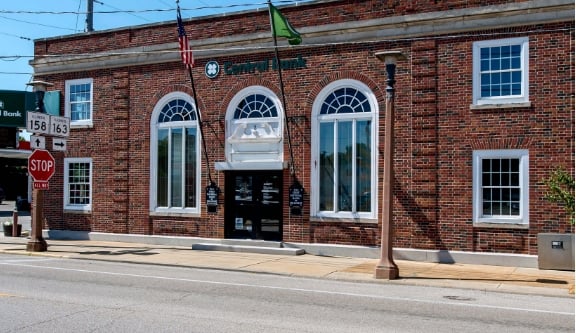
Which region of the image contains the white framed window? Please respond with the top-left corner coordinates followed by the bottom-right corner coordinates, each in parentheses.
top-left (311, 79), bottom-right (378, 220)
top-left (65, 78), bottom-right (93, 128)
top-left (150, 92), bottom-right (201, 214)
top-left (64, 157), bottom-right (92, 212)
top-left (472, 149), bottom-right (529, 226)
top-left (472, 37), bottom-right (529, 106)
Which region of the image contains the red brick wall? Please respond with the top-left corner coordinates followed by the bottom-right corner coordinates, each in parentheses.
top-left (36, 1), bottom-right (574, 255)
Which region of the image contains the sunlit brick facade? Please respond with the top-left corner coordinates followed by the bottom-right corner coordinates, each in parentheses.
top-left (31, 0), bottom-right (574, 256)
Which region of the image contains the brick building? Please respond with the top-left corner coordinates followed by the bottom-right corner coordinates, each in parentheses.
top-left (30, 0), bottom-right (574, 258)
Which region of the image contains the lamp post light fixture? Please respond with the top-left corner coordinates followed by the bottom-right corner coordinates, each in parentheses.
top-left (374, 51), bottom-right (406, 280)
top-left (25, 79), bottom-right (53, 252)
top-left (27, 80), bottom-right (53, 114)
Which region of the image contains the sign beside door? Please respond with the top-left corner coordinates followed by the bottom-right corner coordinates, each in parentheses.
top-left (289, 182), bottom-right (304, 215)
top-left (205, 182), bottom-right (220, 213)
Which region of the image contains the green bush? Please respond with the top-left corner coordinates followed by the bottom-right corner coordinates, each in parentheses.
top-left (543, 167), bottom-right (575, 225)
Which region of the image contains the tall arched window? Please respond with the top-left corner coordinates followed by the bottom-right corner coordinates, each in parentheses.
top-left (311, 80), bottom-right (378, 219)
top-left (150, 92), bottom-right (201, 213)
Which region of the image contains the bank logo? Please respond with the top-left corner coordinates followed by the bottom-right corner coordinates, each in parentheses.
top-left (0, 100), bottom-right (4, 110)
top-left (205, 61), bottom-right (220, 79)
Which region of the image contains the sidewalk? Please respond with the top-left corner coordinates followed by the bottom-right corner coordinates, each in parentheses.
top-left (0, 234), bottom-right (573, 297)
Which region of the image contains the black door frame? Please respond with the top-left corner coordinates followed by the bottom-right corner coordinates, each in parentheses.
top-left (224, 170), bottom-right (283, 241)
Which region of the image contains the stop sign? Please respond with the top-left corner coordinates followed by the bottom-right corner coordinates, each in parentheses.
top-left (28, 149), bottom-right (56, 182)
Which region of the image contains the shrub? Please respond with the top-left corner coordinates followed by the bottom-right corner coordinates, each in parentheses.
top-left (543, 167), bottom-right (575, 225)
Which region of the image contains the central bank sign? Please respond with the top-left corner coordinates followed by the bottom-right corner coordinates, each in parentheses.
top-left (205, 55), bottom-right (307, 79)
top-left (0, 91), bottom-right (35, 127)
top-left (0, 90), bottom-right (60, 128)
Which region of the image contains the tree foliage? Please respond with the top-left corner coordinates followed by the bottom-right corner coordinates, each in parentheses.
top-left (543, 167), bottom-right (575, 224)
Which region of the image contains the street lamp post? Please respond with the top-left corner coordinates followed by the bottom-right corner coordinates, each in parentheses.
top-left (374, 51), bottom-right (405, 280)
top-left (25, 80), bottom-right (53, 252)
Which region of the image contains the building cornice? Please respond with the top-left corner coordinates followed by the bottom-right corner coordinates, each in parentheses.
top-left (31, 0), bottom-right (575, 75)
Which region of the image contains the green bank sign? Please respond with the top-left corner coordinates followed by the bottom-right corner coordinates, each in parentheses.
top-left (0, 91), bottom-right (35, 128)
top-left (0, 90), bottom-right (60, 128)
top-left (205, 55), bottom-right (307, 78)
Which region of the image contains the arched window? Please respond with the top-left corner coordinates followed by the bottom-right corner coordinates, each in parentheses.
top-left (234, 93), bottom-right (278, 119)
top-left (220, 86), bottom-right (284, 169)
top-left (150, 92), bottom-right (201, 213)
top-left (311, 80), bottom-right (378, 219)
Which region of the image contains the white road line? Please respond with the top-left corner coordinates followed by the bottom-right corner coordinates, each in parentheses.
top-left (1, 261), bottom-right (573, 316)
top-left (0, 258), bottom-right (57, 263)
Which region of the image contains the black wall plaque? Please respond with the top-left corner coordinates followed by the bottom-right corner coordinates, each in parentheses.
top-left (205, 183), bottom-right (220, 213)
top-left (289, 182), bottom-right (304, 215)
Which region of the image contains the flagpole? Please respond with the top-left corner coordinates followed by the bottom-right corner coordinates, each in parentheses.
top-left (268, 0), bottom-right (297, 180)
top-left (177, 1), bottom-right (213, 185)
top-left (187, 65), bottom-right (213, 185)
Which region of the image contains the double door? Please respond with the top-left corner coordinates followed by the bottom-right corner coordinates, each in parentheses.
top-left (225, 171), bottom-right (283, 241)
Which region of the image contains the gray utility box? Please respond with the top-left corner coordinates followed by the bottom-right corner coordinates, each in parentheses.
top-left (537, 233), bottom-right (575, 271)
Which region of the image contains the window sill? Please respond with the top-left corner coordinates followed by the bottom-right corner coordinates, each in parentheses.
top-left (70, 122), bottom-right (94, 129)
top-left (150, 211), bottom-right (201, 218)
top-left (473, 221), bottom-right (529, 229)
top-left (63, 208), bottom-right (91, 214)
top-left (470, 102), bottom-right (531, 110)
top-left (310, 216), bottom-right (378, 224)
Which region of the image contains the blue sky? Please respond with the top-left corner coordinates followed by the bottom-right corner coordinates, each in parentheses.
top-left (0, 0), bottom-right (305, 92)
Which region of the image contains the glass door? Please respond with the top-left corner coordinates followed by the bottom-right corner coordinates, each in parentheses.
top-left (225, 171), bottom-right (283, 241)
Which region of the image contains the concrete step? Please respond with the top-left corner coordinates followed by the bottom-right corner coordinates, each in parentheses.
top-left (192, 243), bottom-right (305, 256)
top-left (218, 239), bottom-right (283, 248)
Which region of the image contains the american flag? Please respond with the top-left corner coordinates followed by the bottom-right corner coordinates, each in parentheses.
top-left (177, 9), bottom-right (194, 67)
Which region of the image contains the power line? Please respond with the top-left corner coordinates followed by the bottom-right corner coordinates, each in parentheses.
top-left (0, 31), bottom-right (31, 41)
top-left (0, 2), bottom-right (281, 15)
top-left (97, 1), bottom-right (154, 24)
top-left (75, 0), bottom-right (83, 32)
top-left (0, 14), bottom-right (78, 33)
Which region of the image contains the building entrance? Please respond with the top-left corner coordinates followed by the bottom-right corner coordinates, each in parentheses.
top-left (225, 171), bottom-right (283, 241)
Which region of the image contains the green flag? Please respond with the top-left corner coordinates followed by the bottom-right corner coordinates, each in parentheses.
top-left (269, 3), bottom-right (302, 45)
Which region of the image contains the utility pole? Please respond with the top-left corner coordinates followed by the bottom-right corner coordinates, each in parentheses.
top-left (86, 0), bottom-right (94, 32)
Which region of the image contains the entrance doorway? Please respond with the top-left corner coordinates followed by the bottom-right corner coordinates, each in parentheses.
top-left (225, 171), bottom-right (283, 241)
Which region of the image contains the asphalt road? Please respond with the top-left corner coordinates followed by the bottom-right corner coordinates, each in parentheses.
top-left (0, 254), bottom-right (573, 333)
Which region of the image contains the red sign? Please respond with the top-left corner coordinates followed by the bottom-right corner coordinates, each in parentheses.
top-left (28, 149), bottom-right (55, 182)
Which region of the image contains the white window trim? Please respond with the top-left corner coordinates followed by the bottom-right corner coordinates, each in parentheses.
top-left (311, 79), bottom-right (379, 220)
top-left (65, 78), bottom-right (94, 128)
top-left (149, 91), bottom-right (201, 215)
top-left (472, 149), bottom-right (529, 226)
top-left (63, 157), bottom-right (92, 212)
top-left (472, 37), bottom-right (529, 107)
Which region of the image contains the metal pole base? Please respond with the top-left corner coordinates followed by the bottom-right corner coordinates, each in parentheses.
top-left (374, 264), bottom-right (399, 280)
top-left (26, 238), bottom-right (48, 252)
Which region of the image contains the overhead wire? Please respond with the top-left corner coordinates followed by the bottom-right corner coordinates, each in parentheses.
top-left (0, 1), bottom-right (304, 15)
top-left (0, 4), bottom-right (252, 15)
top-left (0, 14), bottom-right (78, 35)
top-left (75, 0), bottom-right (83, 32)
top-left (0, 31), bottom-right (31, 41)
top-left (96, 0), bottom-right (154, 23)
